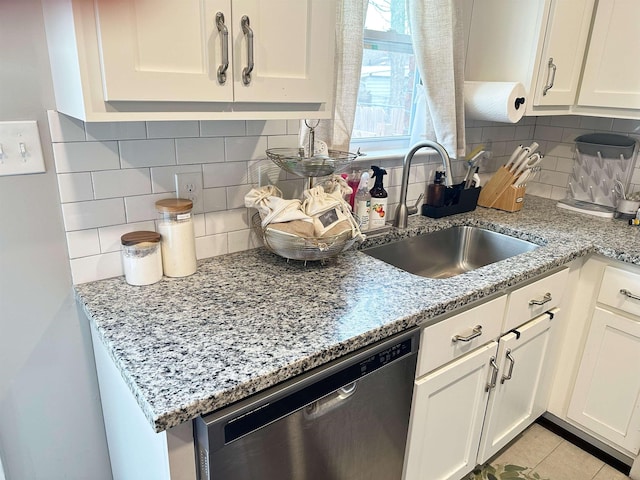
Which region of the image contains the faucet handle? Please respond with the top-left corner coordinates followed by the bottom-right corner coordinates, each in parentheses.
top-left (407, 193), bottom-right (424, 216)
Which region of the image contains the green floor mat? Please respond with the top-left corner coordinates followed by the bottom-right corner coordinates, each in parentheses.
top-left (469, 463), bottom-right (550, 480)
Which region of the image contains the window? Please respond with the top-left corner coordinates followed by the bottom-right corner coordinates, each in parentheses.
top-left (352, 0), bottom-right (420, 151)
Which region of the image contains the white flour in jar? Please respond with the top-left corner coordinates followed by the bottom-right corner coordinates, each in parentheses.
top-left (122, 241), bottom-right (163, 286)
top-left (157, 215), bottom-right (197, 277)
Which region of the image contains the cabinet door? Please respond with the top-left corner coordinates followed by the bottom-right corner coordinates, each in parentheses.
top-left (477, 311), bottom-right (555, 464)
top-left (95, 0), bottom-right (233, 102)
top-left (533, 0), bottom-right (595, 106)
top-left (578, 0), bottom-right (640, 109)
top-left (403, 342), bottom-right (498, 480)
top-left (231, 0), bottom-right (334, 104)
top-left (567, 307), bottom-right (640, 454)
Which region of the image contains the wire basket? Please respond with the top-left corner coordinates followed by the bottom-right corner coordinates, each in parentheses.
top-left (265, 148), bottom-right (358, 178)
top-left (251, 213), bottom-right (360, 261)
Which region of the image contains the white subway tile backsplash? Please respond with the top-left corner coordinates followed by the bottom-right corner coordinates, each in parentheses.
top-left (579, 116), bottom-right (614, 130)
top-left (228, 229), bottom-right (261, 253)
top-left (66, 229), bottom-right (100, 259)
top-left (200, 120), bottom-right (246, 137)
top-left (246, 120), bottom-right (288, 136)
top-left (86, 121), bottom-right (147, 141)
top-left (224, 136), bottom-right (268, 161)
top-left (62, 198), bottom-right (126, 231)
top-left (124, 193), bottom-right (175, 224)
top-left (147, 121), bottom-right (199, 139)
top-left (612, 118), bottom-right (640, 133)
top-left (205, 209), bottom-right (249, 235)
top-left (51, 114), bottom-right (636, 284)
top-left (203, 187), bottom-right (228, 212)
top-left (92, 168), bottom-right (152, 199)
top-left (481, 126), bottom-right (516, 141)
top-left (266, 135), bottom-right (299, 149)
top-left (53, 141), bottom-right (120, 173)
top-left (226, 184), bottom-right (253, 210)
top-left (287, 120), bottom-right (301, 134)
top-left (196, 233), bottom-right (228, 259)
top-left (193, 213), bottom-right (206, 237)
top-left (176, 137), bottom-right (225, 164)
top-left (534, 125), bottom-right (564, 142)
top-left (98, 221), bottom-right (156, 253)
top-left (47, 110), bottom-right (85, 143)
top-left (57, 172), bottom-right (94, 203)
top-left (203, 161), bottom-right (248, 187)
top-left (150, 164), bottom-right (201, 193)
top-left (70, 251), bottom-right (123, 284)
top-left (119, 139), bottom-right (176, 168)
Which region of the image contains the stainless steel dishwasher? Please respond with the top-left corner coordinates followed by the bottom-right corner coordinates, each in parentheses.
top-left (194, 328), bottom-right (419, 480)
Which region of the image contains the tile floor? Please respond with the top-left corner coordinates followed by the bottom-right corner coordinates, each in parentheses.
top-left (475, 422), bottom-right (631, 480)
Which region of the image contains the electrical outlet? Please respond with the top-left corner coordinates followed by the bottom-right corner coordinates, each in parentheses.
top-left (175, 172), bottom-right (204, 214)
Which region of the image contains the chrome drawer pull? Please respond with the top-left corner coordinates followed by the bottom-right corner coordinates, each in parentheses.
top-left (620, 289), bottom-right (640, 301)
top-left (452, 325), bottom-right (482, 343)
top-left (529, 292), bottom-right (552, 306)
top-left (486, 357), bottom-right (499, 392)
top-left (501, 349), bottom-right (515, 384)
top-left (241, 15), bottom-right (254, 85)
top-left (215, 12), bottom-right (229, 85)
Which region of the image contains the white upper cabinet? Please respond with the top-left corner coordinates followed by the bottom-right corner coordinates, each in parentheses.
top-left (578, 0), bottom-right (640, 110)
top-left (532, 0), bottom-right (595, 107)
top-left (464, 0), bottom-right (640, 118)
top-left (42, 0), bottom-right (336, 121)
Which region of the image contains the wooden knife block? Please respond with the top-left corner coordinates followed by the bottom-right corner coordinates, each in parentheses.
top-left (477, 166), bottom-right (526, 212)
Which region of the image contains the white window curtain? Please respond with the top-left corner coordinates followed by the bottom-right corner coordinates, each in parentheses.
top-left (408, 0), bottom-right (466, 159)
top-left (300, 0), bottom-right (368, 152)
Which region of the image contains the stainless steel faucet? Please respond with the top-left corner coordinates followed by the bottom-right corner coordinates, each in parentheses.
top-left (394, 141), bottom-right (453, 229)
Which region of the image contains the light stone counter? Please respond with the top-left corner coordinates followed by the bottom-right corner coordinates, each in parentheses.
top-left (75, 196), bottom-right (640, 432)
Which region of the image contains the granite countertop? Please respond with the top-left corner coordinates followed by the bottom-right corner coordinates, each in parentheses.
top-left (74, 196), bottom-right (640, 433)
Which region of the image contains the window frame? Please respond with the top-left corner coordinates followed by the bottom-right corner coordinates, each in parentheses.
top-left (350, 23), bottom-right (420, 155)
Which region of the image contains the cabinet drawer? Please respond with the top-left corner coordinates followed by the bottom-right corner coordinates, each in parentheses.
top-left (598, 266), bottom-right (640, 317)
top-left (503, 268), bottom-right (568, 332)
top-left (417, 295), bottom-right (506, 377)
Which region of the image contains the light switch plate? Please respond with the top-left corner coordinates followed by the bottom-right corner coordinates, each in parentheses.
top-left (0, 121), bottom-right (46, 176)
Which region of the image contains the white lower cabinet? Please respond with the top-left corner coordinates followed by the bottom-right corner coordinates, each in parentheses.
top-left (404, 270), bottom-right (567, 480)
top-left (567, 306), bottom-right (640, 455)
top-left (477, 311), bottom-right (556, 463)
top-left (403, 341), bottom-right (499, 480)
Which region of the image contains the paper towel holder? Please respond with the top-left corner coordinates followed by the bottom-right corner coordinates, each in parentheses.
top-left (514, 97), bottom-right (526, 110)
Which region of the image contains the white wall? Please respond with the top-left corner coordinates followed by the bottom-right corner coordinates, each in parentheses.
top-left (0, 1), bottom-right (112, 479)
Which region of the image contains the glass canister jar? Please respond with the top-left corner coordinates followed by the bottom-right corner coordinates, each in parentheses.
top-left (120, 231), bottom-right (163, 286)
top-left (155, 198), bottom-right (197, 277)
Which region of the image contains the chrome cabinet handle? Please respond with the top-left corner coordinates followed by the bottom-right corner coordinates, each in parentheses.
top-left (241, 15), bottom-right (254, 85)
top-left (452, 325), bottom-right (482, 343)
top-left (620, 289), bottom-right (640, 301)
top-left (215, 12), bottom-right (229, 85)
top-left (501, 349), bottom-right (515, 384)
top-left (529, 292), bottom-right (552, 306)
top-left (543, 58), bottom-right (557, 96)
top-left (486, 357), bottom-right (499, 392)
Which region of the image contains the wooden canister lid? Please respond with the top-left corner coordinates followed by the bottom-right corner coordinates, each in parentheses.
top-left (121, 231), bottom-right (161, 246)
top-left (155, 198), bottom-right (193, 213)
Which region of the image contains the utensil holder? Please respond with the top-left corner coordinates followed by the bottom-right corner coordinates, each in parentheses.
top-left (421, 184), bottom-right (481, 218)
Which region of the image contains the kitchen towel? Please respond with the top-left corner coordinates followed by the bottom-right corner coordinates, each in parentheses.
top-left (464, 81), bottom-right (527, 123)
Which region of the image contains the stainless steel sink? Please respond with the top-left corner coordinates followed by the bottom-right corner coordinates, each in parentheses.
top-left (363, 226), bottom-right (539, 279)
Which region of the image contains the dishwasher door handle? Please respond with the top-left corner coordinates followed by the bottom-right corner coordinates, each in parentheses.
top-left (304, 382), bottom-right (358, 420)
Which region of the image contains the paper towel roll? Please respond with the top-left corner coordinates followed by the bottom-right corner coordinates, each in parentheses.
top-left (464, 81), bottom-right (527, 123)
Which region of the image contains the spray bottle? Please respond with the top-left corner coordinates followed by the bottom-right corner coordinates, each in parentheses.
top-left (353, 171), bottom-right (371, 231)
top-left (369, 166), bottom-right (388, 229)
